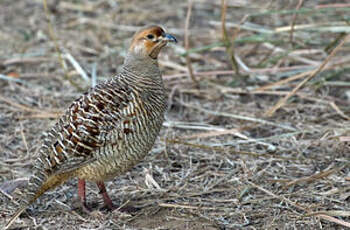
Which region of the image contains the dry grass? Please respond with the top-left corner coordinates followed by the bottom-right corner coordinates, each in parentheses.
top-left (0, 0), bottom-right (350, 229)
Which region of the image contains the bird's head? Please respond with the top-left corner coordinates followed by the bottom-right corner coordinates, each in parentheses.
top-left (129, 25), bottom-right (177, 59)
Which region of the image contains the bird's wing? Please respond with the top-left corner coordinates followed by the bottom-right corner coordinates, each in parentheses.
top-left (34, 79), bottom-right (137, 175)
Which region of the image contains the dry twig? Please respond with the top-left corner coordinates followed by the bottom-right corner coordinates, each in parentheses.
top-left (42, 0), bottom-right (83, 91)
top-left (220, 0), bottom-right (239, 75)
top-left (264, 34), bottom-right (350, 117)
top-left (289, 0), bottom-right (304, 44)
top-left (184, 0), bottom-right (198, 84)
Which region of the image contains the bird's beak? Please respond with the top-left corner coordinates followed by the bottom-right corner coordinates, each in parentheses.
top-left (163, 33), bottom-right (177, 43)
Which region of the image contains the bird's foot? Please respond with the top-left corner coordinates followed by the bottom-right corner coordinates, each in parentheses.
top-left (96, 182), bottom-right (115, 211)
top-left (80, 201), bottom-right (92, 214)
top-left (117, 205), bottom-right (140, 213)
top-left (101, 202), bottom-right (115, 211)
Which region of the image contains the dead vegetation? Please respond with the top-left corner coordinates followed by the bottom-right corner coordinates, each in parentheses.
top-left (0, 0), bottom-right (350, 229)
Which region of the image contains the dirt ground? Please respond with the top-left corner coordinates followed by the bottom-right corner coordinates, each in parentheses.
top-left (0, 0), bottom-right (350, 229)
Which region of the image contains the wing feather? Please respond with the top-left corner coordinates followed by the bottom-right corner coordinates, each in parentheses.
top-left (34, 80), bottom-right (132, 175)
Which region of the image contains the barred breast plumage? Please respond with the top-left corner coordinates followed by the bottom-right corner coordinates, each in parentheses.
top-left (5, 25), bottom-right (177, 229)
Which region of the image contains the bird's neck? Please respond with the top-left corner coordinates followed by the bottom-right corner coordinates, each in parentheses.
top-left (122, 53), bottom-right (161, 80)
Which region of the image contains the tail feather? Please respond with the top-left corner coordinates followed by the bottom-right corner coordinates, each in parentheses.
top-left (4, 206), bottom-right (28, 230)
top-left (5, 184), bottom-right (48, 229)
top-left (5, 173), bottom-right (71, 229)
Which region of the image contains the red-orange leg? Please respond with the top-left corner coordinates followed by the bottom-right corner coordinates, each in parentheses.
top-left (78, 179), bottom-right (90, 213)
top-left (96, 182), bottom-right (114, 210)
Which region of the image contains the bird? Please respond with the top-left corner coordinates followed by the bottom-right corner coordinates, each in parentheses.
top-left (5, 25), bottom-right (177, 229)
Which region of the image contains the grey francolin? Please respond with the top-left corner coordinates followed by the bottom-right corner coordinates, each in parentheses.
top-left (5, 25), bottom-right (177, 229)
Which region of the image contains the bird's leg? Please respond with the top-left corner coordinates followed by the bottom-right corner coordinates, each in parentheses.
top-left (77, 179), bottom-right (90, 213)
top-left (96, 182), bottom-right (114, 210)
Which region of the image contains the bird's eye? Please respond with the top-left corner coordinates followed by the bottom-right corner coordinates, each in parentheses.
top-left (146, 34), bottom-right (155, 40)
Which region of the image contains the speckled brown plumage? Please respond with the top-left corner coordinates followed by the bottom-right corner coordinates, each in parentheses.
top-left (5, 25), bottom-right (177, 229)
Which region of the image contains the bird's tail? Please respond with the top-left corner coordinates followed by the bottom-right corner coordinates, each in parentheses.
top-left (4, 205), bottom-right (28, 229)
top-left (4, 172), bottom-right (70, 229)
top-left (4, 187), bottom-right (43, 229)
